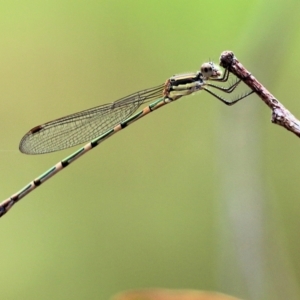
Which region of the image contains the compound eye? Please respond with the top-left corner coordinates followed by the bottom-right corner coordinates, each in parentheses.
top-left (200, 62), bottom-right (214, 78)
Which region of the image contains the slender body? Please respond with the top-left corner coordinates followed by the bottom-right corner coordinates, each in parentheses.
top-left (0, 62), bottom-right (253, 218)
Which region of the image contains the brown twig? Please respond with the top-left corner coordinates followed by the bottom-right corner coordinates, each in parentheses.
top-left (220, 50), bottom-right (300, 138)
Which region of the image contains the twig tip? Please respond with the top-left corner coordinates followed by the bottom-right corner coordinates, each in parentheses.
top-left (219, 51), bottom-right (235, 68)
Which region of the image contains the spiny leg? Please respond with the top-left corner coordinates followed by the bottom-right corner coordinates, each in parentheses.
top-left (204, 88), bottom-right (254, 106)
top-left (205, 78), bottom-right (242, 94)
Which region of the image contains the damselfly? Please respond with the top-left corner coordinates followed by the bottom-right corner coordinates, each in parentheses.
top-left (0, 62), bottom-right (254, 218)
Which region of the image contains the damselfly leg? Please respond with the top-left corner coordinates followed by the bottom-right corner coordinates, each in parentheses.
top-left (200, 62), bottom-right (254, 106)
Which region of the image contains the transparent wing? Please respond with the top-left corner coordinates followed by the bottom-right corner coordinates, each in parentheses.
top-left (19, 84), bottom-right (164, 154)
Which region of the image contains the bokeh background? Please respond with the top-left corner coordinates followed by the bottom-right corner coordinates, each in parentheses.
top-left (1, 1), bottom-right (300, 299)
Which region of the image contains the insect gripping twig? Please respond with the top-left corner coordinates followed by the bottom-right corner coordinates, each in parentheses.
top-left (0, 61), bottom-right (251, 218)
top-left (220, 50), bottom-right (300, 138)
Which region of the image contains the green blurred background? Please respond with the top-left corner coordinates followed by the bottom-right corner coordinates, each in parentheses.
top-left (1, 1), bottom-right (300, 299)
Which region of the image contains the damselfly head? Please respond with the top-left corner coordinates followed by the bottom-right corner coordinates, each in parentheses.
top-left (200, 62), bottom-right (221, 79)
